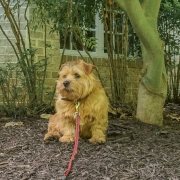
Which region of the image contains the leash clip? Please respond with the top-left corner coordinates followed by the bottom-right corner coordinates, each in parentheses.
top-left (75, 101), bottom-right (80, 115)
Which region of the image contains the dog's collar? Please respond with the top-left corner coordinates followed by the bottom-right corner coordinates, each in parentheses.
top-left (61, 95), bottom-right (89, 103)
top-left (61, 98), bottom-right (73, 102)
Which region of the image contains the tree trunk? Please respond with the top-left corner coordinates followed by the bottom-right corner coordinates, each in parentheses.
top-left (136, 83), bottom-right (166, 126)
top-left (115, 0), bottom-right (167, 126)
top-left (136, 43), bottom-right (167, 126)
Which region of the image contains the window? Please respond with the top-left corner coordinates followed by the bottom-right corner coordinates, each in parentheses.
top-left (60, 14), bottom-right (105, 58)
top-left (59, 6), bottom-right (131, 58)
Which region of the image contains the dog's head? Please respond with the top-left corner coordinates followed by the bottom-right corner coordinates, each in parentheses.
top-left (56, 60), bottom-right (96, 101)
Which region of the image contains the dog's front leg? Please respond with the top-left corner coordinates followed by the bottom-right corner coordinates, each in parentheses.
top-left (89, 124), bottom-right (106, 143)
top-left (59, 124), bottom-right (75, 143)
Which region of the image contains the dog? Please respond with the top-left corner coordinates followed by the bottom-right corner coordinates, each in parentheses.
top-left (44, 60), bottom-right (108, 143)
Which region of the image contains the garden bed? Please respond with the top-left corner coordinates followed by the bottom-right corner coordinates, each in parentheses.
top-left (0, 104), bottom-right (180, 180)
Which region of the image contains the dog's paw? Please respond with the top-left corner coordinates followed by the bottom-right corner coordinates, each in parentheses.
top-left (59, 136), bottom-right (74, 142)
top-left (44, 133), bottom-right (50, 141)
top-left (89, 136), bottom-right (106, 143)
top-left (44, 132), bottom-right (61, 141)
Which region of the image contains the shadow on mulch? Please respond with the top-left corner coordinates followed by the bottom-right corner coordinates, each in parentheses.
top-left (0, 106), bottom-right (180, 180)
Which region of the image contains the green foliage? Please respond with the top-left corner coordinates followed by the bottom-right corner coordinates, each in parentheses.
top-left (0, 0), bottom-right (54, 116)
top-left (158, 0), bottom-right (180, 102)
top-left (159, 0), bottom-right (180, 59)
top-left (0, 50), bottom-right (54, 117)
top-left (30, 0), bottom-right (99, 53)
top-left (31, 0), bottom-right (101, 31)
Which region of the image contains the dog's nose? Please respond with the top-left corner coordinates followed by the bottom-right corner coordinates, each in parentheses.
top-left (63, 81), bottom-right (70, 87)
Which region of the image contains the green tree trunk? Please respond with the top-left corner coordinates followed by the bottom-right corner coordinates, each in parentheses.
top-left (115, 0), bottom-right (167, 126)
top-left (137, 45), bottom-right (167, 126)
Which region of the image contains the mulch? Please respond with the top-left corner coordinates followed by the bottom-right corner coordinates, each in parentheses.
top-left (0, 104), bottom-right (180, 180)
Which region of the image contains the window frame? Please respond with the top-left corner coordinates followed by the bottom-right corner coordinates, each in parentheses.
top-left (60, 14), bottom-right (108, 58)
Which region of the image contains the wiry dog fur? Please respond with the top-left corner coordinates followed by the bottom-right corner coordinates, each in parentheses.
top-left (44, 60), bottom-right (108, 143)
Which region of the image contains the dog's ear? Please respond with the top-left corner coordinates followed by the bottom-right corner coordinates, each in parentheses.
top-left (81, 61), bottom-right (96, 74)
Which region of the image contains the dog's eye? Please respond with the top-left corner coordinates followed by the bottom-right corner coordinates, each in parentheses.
top-left (63, 75), bottom-right (67, 78)
top-left (74, 73), bottom-right (80, 78)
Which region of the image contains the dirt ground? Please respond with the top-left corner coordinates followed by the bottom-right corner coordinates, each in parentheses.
top-left (0, 103), bottom-right (180, 180)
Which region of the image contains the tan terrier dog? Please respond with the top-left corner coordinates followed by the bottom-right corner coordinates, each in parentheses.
top-left (44, 60), bottom-right (108, 143)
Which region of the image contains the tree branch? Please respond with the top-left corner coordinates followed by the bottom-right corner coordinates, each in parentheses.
top-left (142, 0), bottom-right (161, 18)
top-left (114, 0), bottom-right (126, 11)
top-left (141, 0), bottom-right (161, 29)
top-left (123, 0), bottom-right (161, 52)
top-left (0, 25), bottom-right (19, 60)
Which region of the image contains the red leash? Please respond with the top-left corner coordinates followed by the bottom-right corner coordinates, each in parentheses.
top-left (62, 101), bottom-right (80, 180)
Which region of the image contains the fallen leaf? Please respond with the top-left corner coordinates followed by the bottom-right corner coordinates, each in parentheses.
top-left (103, 177), bottom-right (110, 180)
top-left (160, 130), bottom-right (169, 134)
top-left (55, 153), bottom-right (61, 158)
top-left (12, 165), bottom-right (30, 168)
top-left (0, 160), bottom-right (8, 165)
top-left (108, 105), bottom-right (117, 115)
top-left (0, 117), bottom-right (10, 121)
top-left (167, 114), bottom-right (180, 121)
top-left (120, 113), bottom-right (127, 119)
top-left (40, 113), bottom-right (51, 119)
top-left (5, 121), bottom-right (23, 127)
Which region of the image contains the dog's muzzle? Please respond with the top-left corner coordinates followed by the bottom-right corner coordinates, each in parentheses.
top-left (63, 80), bottom-right (70, 88)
